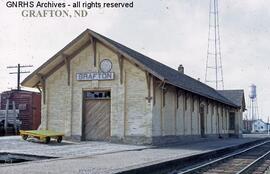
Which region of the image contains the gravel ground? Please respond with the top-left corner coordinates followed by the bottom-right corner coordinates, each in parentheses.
top-left (0, 136), bottom-right (264, 174)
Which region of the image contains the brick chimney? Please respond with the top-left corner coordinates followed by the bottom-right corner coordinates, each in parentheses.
top-left (178, 64), bottom-right (184, 74)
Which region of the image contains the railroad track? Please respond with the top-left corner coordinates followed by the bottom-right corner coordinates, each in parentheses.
top-left (177, 141), bottom-right (270, 174)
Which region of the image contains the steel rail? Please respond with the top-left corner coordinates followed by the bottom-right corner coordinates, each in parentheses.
top-left (236, 149), bottom-right (270, 174)
top-left (178, 140), bottom-right (270, 174)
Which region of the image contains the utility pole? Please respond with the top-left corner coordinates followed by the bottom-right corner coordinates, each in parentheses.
top-left (7, 64), bottom-right (33, 90)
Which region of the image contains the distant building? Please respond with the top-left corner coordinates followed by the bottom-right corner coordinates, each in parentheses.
top-left (0, 90), bottom-right (41, 130)
top-left (252, 119), bottom-right (270, 133)
top-left (243, 120), bottom-right (253, 133)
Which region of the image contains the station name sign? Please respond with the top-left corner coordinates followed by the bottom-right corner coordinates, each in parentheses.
top-left (76, 72), bottom-right (115, 81)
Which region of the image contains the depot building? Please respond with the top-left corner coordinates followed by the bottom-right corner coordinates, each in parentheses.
top-left (22, 29), bottom-right (245, 144)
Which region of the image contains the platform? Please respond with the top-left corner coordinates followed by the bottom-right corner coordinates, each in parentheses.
top-left (0, 136), bottom-right (268, 174)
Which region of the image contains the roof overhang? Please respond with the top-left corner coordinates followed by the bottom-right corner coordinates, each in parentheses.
top-left (22, 30), bottom-right (91, 87)
top-left (22, 29), bottom-right (239, 109)
top-left (22, 29), bottom-right (165, 88)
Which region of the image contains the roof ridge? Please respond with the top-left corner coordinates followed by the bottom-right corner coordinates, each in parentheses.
top-left (89, 29), bottom-right (237, 107)
top-left (22, 28), bottom-right (241, 108)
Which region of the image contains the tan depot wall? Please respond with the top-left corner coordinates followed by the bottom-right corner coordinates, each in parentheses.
top-left (152, 86), bottom-right (237, 138)
top-left (235, 109), bottom-right (243, 136)
top-left (40, 42), bottom-right (152, 142)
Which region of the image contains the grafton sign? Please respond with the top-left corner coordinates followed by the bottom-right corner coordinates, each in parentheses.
top-left (77, 59), bottom-right (114, 81)
top-left (76, 72), bottom-right (115, 81)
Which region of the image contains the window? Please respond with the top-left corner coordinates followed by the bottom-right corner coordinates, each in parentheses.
top-left (84, 91), bottom-right (111, 99)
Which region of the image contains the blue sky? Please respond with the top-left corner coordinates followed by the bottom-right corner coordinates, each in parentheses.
top-left (0, 0), bottom-right (269, 121)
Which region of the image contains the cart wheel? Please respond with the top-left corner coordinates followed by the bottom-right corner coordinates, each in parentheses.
top-left (57, 136), bottom-right (62, 143)
top-left (45, 137), bottom-right (51, 144)
top-left (22, 135), bottom-right (28, 140)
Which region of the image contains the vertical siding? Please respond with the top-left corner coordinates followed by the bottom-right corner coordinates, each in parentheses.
top-left (206, 103), bottom-right (212, 134)
top-left (218, 105), bottom-right (222, 135)
top-left (213, 104), bottom-right (218, 134)
top-left (191, 98), bottom-right (198, 135)
top-left (235, 110), bottom-right (243, 135)
top-left (184, 96), bottom-right (192, 135)
top-left (152, 85), bottom-right (162, 136)
top-left (162, 88), bottom-right (175, 136)
top-left (151, 83), bottom-right (243, 139)
top-left (225, 109), bottom-right (229, 133)
top-left (176, 93), bottom-right (184, 135)
top-left (210, 103), bottom-right (214, 134)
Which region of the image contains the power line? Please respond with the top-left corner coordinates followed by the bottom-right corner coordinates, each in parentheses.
top-left (7, 64), bottom-right (33, 90)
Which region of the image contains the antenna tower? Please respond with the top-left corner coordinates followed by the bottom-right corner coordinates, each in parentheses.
top-left (205, 0), bottom-right (224, 90)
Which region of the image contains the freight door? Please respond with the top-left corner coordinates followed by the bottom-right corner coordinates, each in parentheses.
top-left (83, 91), bottom-right (111, 141)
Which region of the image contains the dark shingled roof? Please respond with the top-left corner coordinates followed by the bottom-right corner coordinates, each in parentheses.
top-left (90, 29), bottom-right (239, 108)
top-left (217, 90), bottom-right (245, 108)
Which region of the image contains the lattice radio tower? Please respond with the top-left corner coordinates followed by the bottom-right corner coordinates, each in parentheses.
top-left (205, 0), bottom-right (224, 90)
